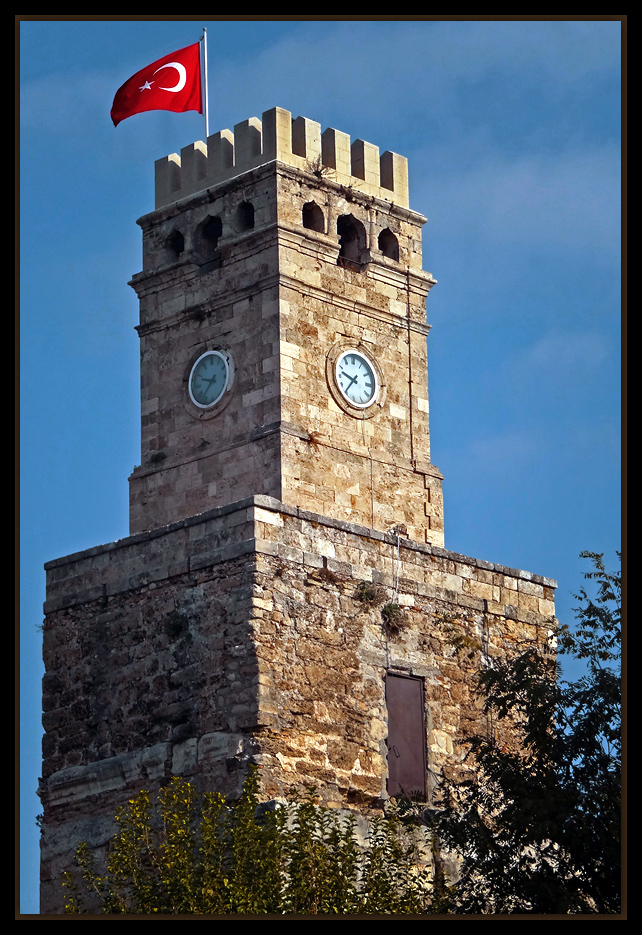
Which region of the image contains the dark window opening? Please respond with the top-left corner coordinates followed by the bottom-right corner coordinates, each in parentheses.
top-left (302, 201), bottom-right (325, 233)
top-left (337, 214), bottom-right (368, 271)
top-left (385, 672), bottom-right (427, 800)
top-left (378, 228), bottom-right (399, 262)
top-left (203, 216), bottom-right (222, 250)
top-left (236, 201), bottom-right (255, 232)
top-left (167, 229), bottom-right (184, 256)
top-left (197, 216), bottom-right (223, 267)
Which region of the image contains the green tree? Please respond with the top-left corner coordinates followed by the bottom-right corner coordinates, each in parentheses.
top-left (432, 551), bottom-right (621, 914)
top-left (62, 765), bottom-right (432, 915)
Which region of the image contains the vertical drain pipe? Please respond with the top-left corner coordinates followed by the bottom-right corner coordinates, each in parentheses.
top-left (393, 532), bottom-right (401, 603)
top-left (407, 267), bottom-right (414, 465)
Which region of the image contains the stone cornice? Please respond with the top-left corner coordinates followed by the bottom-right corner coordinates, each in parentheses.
top-left (45, 494), bottom-right (558, 591)
top-left (140, 156), bottom-right (428, 228)
top-left (132, 259), bottom-right (432, 340)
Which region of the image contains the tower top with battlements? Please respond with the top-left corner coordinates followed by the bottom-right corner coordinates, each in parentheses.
top-left (155, 106), bottom-right (410, 210)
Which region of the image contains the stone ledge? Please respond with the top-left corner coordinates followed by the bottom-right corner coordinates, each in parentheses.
top-left (189, 537), bottom-right (259, 571)
top-left (44, 496), bottom-right (557, 614)
top-left (44, 744), bottom-right (173, 809)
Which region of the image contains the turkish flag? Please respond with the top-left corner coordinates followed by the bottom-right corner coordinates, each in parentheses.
top-left (110, 42), bottom-right (202, 127)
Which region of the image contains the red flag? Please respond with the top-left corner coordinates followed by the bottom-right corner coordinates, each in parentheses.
top-left (110, 42), bottom-right (202, 127)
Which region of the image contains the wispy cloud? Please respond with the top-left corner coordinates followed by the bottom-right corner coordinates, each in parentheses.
top-left (214, 20), bottom-right (620, 124)
top-left (416, 145), bottom-right (621, 258)
top-left (468, 429), bottom-right (544, 473)
top-left (521, 329), bottom-right (612, 371)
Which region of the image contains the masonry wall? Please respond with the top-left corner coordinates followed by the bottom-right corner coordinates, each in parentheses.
top-left (41, 109), bottom-right (554, 913)
top-left (274, 162), bottom-right (443, 543)
top-left (154, 107), bottom-right (411, 211)
top-left (40, 496), bottom-right (555, 913)
top-left (128, 158), bottom-right (443, 545)
top-left (128, 166), bottom-right (285, 535)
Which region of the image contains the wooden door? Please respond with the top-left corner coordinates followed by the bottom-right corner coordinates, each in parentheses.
top-left (385, 673), bottom-right (427, 800)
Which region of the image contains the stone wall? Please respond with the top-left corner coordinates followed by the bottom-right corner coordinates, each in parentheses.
top-left (128, 156), bottom-right (443, 545)
top-left (40, 496), bottom-right (555, 912)
top-left (41, 108), bottom-right (557, 914)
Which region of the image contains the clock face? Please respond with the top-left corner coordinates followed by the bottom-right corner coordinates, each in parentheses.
top-left (188, 350), bottom-right (230, 408)
top-left (336, 350), bottom-right (378, 408)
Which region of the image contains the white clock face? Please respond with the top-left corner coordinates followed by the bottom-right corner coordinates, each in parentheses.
top-left (336, 350), bottom-right (378, 408)
top-left (188, 350), bottom-right (230, 408)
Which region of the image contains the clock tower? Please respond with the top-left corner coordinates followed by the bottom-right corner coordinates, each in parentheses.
top-left (40, 108), bottom-right (556, 913)
top-left (127, 106), bottom-right (444, 545)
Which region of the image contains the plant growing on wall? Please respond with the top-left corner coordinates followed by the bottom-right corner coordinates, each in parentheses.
top-left (381, 602), bottom-right (406, 635)
top-left (355, 580), bottom-right (386, 605)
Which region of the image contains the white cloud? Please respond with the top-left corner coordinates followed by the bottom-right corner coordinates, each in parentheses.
top-left (461, 429), bottom-right (546, 482)
top-left (522, 329), bottom-right (612, 370)
top-left (216, 20), bottom-right (620, 120)
top-left (504, 328), bottom-right (618, 408)
top-left (415, 144), bottom-right (621, 259)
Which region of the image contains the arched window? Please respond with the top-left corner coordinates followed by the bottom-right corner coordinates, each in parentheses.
top-left (302, 201), bottom-right (325, 233)
top-left (202, 216), bottom-right (222, 250)
top-left (167, 228), bottom-right (184, 256)
top-left (337, 214), bottom-right (368, 271)
top-left (378, 228), bottom-right (399, 262)
top-left (235, 201), bottom-right (255, 232)
top-left (196, 215), bottom-right (223, 267)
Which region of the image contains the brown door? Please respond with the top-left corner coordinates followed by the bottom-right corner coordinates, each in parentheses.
top-left (385, 673), bottom-right (427, 800)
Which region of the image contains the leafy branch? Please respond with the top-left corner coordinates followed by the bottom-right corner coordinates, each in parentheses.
top-left (62, 767), bottom-right (435, 915)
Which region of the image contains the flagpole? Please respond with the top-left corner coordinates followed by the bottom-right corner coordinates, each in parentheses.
top-left (202, 28), bottom-right (209, 139)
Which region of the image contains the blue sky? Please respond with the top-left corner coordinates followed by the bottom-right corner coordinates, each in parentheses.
top-left (19, 18), bottom-right (622, 915)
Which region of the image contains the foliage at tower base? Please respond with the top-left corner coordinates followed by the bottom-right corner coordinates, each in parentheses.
top-left (62, 766), bottom-right (435, 915)
top-left (430, 551), bottom-right (621, 914)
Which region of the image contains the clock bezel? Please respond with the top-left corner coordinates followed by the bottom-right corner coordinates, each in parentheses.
top-left (185, 348), bottom-right (234, 418)
top-left (326, 341), bottom-right (385, 419)
top-left (335, 349), bottom-right (379, 409)
top-left (189, 350), bottom-right (230, 409)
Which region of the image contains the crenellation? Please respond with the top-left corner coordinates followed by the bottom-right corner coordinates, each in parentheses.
top-left (179, 140), bottom-right (208, 193)
top-left (351, 138), bottom-right (380, 185)
top-left (154, 107), bottom-right (409, 209)
top-left (154, 152), bottom-right (181, 208)
top-left (292, 114), bottom-right (322, 161)
top-left (321, 126), bottom-right (351, 178)
top-left (233, 116), bottom-right (262, 168)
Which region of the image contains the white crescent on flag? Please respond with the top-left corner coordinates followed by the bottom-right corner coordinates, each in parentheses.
top-left (153, 62), bottom-right (187, 93)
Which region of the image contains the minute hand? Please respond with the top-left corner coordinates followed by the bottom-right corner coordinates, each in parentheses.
top-left (341, 371), bottom-right (359, 390)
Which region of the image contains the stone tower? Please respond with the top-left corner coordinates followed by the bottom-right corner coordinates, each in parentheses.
top-left (39, 108), bottom-right (557, 913)
top-left (128, 106), bottom-right (444, 543)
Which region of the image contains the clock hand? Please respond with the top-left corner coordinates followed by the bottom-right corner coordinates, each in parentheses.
top-left (341, 371), bottom-right (359, 390)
